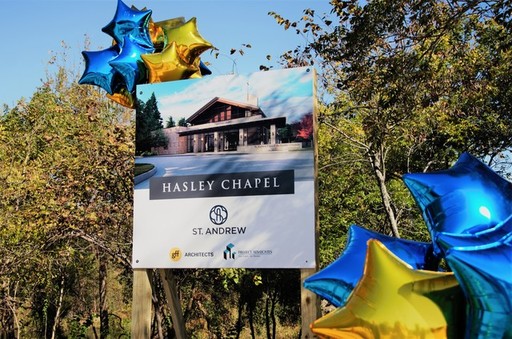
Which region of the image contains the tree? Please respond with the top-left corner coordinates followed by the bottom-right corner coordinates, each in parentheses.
top-left (165, 115), bottom-right (176, 128)
top-left (178, 117), bottom-right (188, 127)
top-left (136, 93), bottom-right (168, 155)
top-left (271, 0), bottom-right (512, 241)
top-left (0, 47), bottom-right (134, 338)
top-left (295, 113), bottom-right (313, 141)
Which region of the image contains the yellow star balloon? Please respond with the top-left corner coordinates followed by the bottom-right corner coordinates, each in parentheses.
top-left (141, 42), bottom-right (199, 83)
top-left (151, 17), bottom-right (186, 52)
top-left (311, 240), bottom-right (466, 339)
top-left (148, 20), bottom-right (165, 52)
top-left (107, 86), bottom-right (135, 109)
top-left (161, 17), bottom-right (213, 64)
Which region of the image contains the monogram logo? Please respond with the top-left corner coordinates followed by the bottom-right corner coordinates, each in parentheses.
top-left (209, 205), bottom-right (228, 225)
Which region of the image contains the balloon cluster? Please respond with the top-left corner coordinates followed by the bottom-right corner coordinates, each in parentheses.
top-left (79, 0), bottom-right (213, 108)
top-left (306, 153), bottom-right (512, 338)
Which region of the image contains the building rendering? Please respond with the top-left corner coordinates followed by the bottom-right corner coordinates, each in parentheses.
top-left (154, 97), bottom-right (305, 155)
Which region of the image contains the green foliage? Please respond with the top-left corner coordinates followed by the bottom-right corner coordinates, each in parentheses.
top-left (4, 2), bottom-right (511, 337)
top-left (134, 163), bottom-right (155, 176)
top-left (178, 117), bottom-right (188, 127)
top-left (165, 115), bottom-right (176, 128)
top-left (272, 0), bottom-right (512, 247)
top-left (0, 45), bottom-right (134, 337)
top-left (136, 93), bottom-right (168, 155)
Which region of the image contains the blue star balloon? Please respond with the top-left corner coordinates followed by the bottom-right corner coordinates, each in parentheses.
top-left (78, 45), bottom-right (120, 95)
top-left (109, 35), bottom-right (154, 92)
top-left (102, 0), bottom-right (153, 49)
top-left (304, 224), bottom-right (437, 307)
top-left (199, 61), bottom-right (212, 76)
top-left (445, 239), bottom-right (512, 338)
top-left (403, 152), bottom-right (512, 255)
top-left (436, 214), bottom-right (512, 252)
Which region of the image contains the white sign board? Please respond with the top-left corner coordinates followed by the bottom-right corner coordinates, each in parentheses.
top-left (133, 67), bottom-right (316, 268)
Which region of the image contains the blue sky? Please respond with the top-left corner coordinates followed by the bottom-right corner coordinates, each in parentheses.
top-left (0, 0), bottom-right (332, 108)
top-left (138, 66), bottom-right (314, 124)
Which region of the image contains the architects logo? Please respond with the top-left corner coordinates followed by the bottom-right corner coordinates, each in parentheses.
top-left (223, 243), bottom-right (236, 260)
top-left (169, 247), bottom-right (182, 262)
top-left (210, 205), bottom-right (228, 225)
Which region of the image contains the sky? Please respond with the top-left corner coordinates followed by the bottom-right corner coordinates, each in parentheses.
top-left (138, 67), bottom-right (314, 124)
top-left (0, 0), bottom-right (333, 108)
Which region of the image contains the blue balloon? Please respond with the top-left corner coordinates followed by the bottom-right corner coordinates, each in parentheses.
top-left (445, 239), bottom-right (512, 338)
top-left (304, 225), bottom-right (437, 307)
top-left (102, 0), bottom-right (153, 49)
top-left (78, 45), bottom-right (120, 95)
top-left (199, 61), bottom-right (212, 76)
top-left (403, 152), bottom-right (512, 255)
top-left (109, 35), bottom-right (154, 92)
top-left (436, 214), bottom-right (512, 252)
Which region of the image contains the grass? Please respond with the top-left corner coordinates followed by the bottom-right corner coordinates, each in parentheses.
top-left (134, 163), bottom-right (155, 176)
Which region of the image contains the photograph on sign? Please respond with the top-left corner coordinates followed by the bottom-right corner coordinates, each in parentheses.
top-left (133, 66), bottom-right (316, 268)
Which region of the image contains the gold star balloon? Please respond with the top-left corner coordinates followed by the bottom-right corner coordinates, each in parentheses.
top-left (311, 240), bottom-right (466, 339)
top-left (79, 0), bottom-right (214, 108)
top-left (161, 17), bottom-right (213, 65)
top-left (107, 86), bottom-right (134, 109)
top-left (152, 17), bottom-right (184, 51)
top-left (142, 42), bottom-right (199, 83)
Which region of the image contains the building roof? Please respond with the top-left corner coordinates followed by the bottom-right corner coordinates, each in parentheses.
top-left (187, 97), bottom-right (263, 124)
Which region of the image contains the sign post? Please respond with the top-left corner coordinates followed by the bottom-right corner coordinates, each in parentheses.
top-left (133, 67), bottom-right (319, 335)
top-left (131, 269), bottom-right (152, 337)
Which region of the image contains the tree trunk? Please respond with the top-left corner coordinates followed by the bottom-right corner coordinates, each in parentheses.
top-left (50, 275), bottom-right (65, 339)
top-left (369, 150), bottom-right (401, 238)
top-left (152, 305), bottom-right (164, 339)
top-left (147, 270), bottom-right (164, 339)
top-left (158, 269), bottom-right (186, 339)
top-left (270, 293), bottom-right (277, 339)
top-left (265, 296), bottom-right (271, 339)
top-left (248, 303), bottom-right (256, 339)
top-left (99, 254), bottom-right (109, 339)
top-left (5, 280), bottom-right (20, 339)
top-left (235, 296), bottom-right (243, 339)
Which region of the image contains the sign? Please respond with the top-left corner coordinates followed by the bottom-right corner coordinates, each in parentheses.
top-left (133, 67), bottom-right (317, 268)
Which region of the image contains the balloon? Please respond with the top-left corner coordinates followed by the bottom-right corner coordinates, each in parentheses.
top-left (436, 214), bottom-right (512, 252)
top-left (154, 16), bottom-right (186, 31)
top-left (403, 152), bottom-right (512, 255)
top-left (148, 20), bottom-right (165, 52)
top-left (106, 86), bottom-right (134, 109)
top-left (160, 17), bottom-right (213, 64)
top-left (78, 45), bottom-right (120, 95)
top-left (152, 17), bottom-right (186, 52)
top-left (304, 225), bottom-right (438, 307)
top-left (142, 42), bottom-right (199, 83)
top-left (310, 240), bottom-right (466, 339)
top-left (199, 61), bottom-right (212, 76)
top-left (444, 240), bottom-right (512, 338)
top-left (109, 35), bottom-right (154, 92)
top-left (101, 0), bottom-right (153, 49)
top-left (79, 2), bottom-right (213, 107)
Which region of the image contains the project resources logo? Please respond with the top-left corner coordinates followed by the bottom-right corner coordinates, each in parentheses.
top-left (210, 205), bottom-right (228, 225)
top-left (224, 243), bottom-right (236, 260)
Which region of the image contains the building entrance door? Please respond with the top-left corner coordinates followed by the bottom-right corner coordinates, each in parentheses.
top-left (223, 131), bottom-right (239, 151)
top-left (204, 133), bottom-right (214, 152)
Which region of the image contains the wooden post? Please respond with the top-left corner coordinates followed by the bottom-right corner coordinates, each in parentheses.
top-left (301, 67), bottom-right (320, 338)
top-left (158, 269), bottom-right (187, 339)
top-left (301, 268), bottom-right (320, 338)
top-left (131, 269), bottom-right (152, 338)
